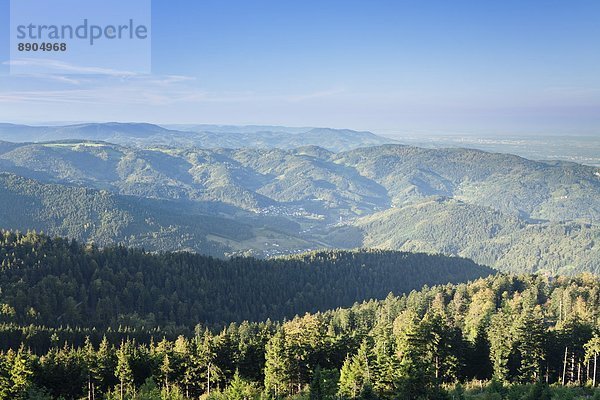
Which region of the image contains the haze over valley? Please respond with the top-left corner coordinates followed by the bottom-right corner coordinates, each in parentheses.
top-left (0, 122), bottom-right (598, 274)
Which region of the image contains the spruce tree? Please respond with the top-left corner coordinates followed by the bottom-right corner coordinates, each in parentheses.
top-left (115, 345), bottom-right (133, 400)
top-left (264, 330), bottom-right (290, 397)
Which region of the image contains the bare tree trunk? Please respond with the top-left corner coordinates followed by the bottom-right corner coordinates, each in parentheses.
top-left (559, 299), bottom-right (563, 322)
top-left (578, 361), bottom-right (582, 384)
top-left (588, 360), bottom-right (591, 382)
top-left (572, 352), bottom-right (576, 383)
top-left (562, 347), bottom-right (568, 385)
top-left (207, 363), bottom-right (211, 394)
top-left (592, 353), bottom-right (598, 387)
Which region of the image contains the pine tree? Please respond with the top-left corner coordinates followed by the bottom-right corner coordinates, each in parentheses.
top-left (371, 319), bottom-right (398, 396)
top-left (173, 336), bottom-right (193, 398)
top-left (337, 340), bottom-right (371, 399)
top-left (193, 330), bottom-right (222, 396)
top-left (513, 306), bottom-right (546, 382)
top-left (488, 311), bottom-right (513, 382)
top-left (264, 330), bottom-right (291, 397)
top-left (160, 354), bottom-right (173, 394)
top-left (466, 324), bottom-right (492, 380)
top-left (338, 357), bottom-right (359, 399)
top-left (8, 346), bottom-right (33, 400)
top-left (83, 337), bottom-right (98, 400)
top-left (115, 344), bottom-right (133, 400)
top-left (96, 336), bottom-right (115, 394)
top-left (394, 316), bottom-right (437, 399)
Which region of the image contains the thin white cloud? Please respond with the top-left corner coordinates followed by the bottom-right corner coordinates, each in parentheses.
top-left (0, 88), bottom-right (201, 105)
top-left (0, 72), bottom-right (343, 107)
top-left (5, 58), bottom-right (139, 77)
top-left (20, 73), bottom-right (85, 85)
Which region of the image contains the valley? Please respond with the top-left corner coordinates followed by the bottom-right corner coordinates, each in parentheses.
top-left (0, 123), bottom-right (598, 273)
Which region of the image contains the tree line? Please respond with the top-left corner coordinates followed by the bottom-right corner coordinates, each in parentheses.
top-left (3, 272), bottom-right (600, 398)
top-left (0, 231), bottom-right (491, 329)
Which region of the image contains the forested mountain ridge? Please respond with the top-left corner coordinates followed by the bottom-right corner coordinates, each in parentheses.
top-left (0, 141), bottom-right (391, 215)
top-left (334, 145), bottom-right (600, 222)
top-left (1, 141), bottom-right (597, 222)
top-left (0, 173), bottom-right (317, 257)
top-left (0, 140), bottom-right (598, 272)
top-left (349, 198), bottom-right (600, 274)
top-left (0, 231), bottom-right (493, 329)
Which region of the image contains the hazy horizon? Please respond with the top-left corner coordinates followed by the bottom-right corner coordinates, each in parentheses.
top-left (0, 120), bottom-right (599, 139)
top-left (2, 0), bottom-right (600, 135)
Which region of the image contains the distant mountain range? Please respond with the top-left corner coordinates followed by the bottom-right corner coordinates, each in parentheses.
top-left (0, 122), bottom-right (396, 152)
top-left (0, 122), bottom-right (599, 273)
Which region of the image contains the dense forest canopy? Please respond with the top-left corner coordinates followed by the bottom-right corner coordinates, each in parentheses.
top-left (0, 231), bottom-right (492, 329)
top-left (2, 270), bottom-right (600, 399)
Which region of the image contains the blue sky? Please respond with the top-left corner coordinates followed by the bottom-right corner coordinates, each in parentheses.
top-left (1, 0), bottom-right (599, 135)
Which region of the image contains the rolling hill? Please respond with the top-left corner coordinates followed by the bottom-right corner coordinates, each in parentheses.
top-left (0, 138), bottom-right (598, 273)
top-left (345, 198), bottom-right (600, 274)
top-left (0, 173), bottom-right (317, 257)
